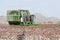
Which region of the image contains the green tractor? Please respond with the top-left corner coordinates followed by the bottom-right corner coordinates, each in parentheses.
top-left (7, 10), bottom-right (34, 26)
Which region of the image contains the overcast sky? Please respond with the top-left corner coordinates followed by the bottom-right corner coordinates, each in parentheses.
top-left (0, 0), bottom-right (60, 19)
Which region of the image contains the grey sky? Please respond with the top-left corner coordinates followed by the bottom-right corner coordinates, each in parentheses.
top-left (0, 0), bottom-right (60, 19)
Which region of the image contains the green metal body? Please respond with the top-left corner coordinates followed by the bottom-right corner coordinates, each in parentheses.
top-left (7, 10), bottom-right (32, 25)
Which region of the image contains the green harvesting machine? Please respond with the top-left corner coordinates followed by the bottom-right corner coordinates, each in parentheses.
top-left (7, 10), bottom-right (34, 26)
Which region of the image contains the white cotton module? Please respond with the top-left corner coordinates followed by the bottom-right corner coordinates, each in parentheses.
top-left (21, 17), bottom-right (23, 22)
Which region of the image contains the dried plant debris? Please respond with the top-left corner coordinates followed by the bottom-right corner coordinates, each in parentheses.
top-left (0, 24), bottom-right (60, 40)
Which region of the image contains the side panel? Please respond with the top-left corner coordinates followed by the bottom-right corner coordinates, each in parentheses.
top-left (7, 10), bottom-right (20, 25)
top-left (7, 10), bottom-right (20, 21)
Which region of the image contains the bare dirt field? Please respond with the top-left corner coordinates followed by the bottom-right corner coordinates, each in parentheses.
top-left (0, 24), bottom-right (60, 40)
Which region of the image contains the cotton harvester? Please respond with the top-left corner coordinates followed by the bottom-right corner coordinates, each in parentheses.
top-left (7, 10), bottom-right (34, 26)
